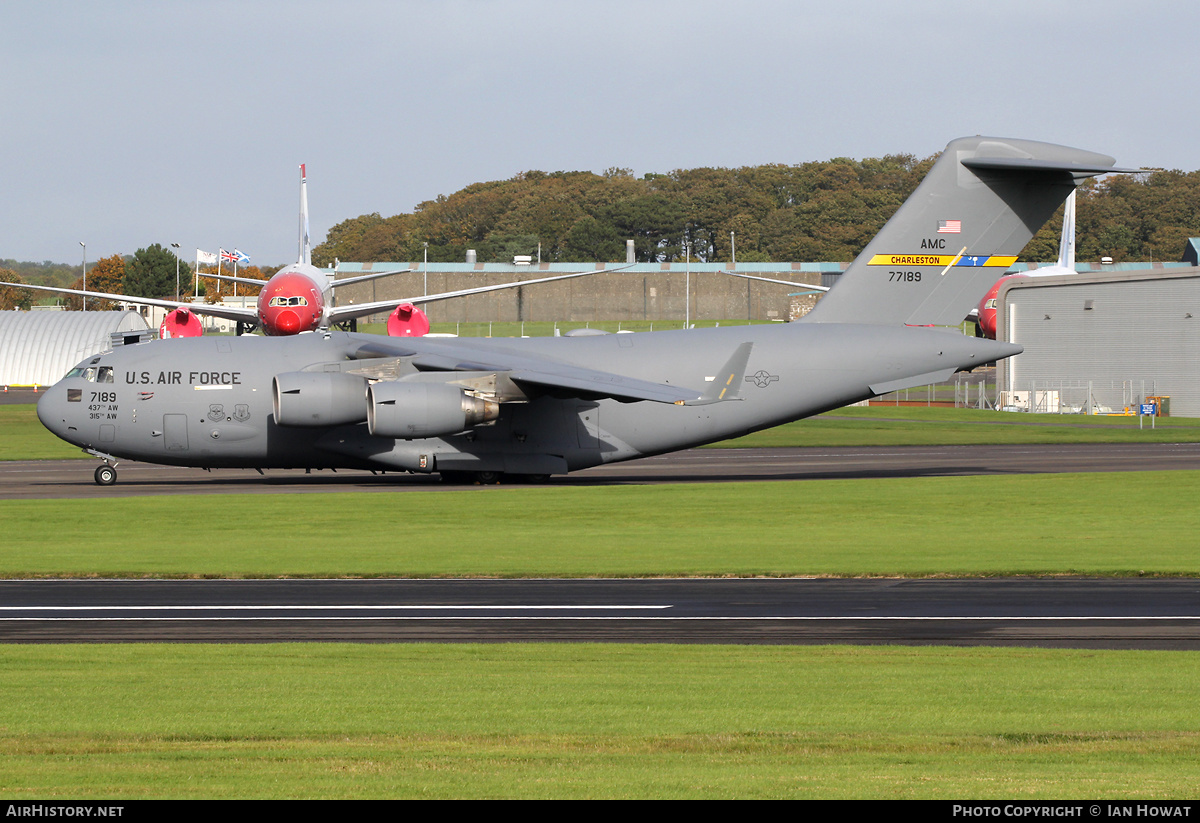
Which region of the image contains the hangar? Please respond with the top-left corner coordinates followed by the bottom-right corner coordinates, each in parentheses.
top-left (995, 266), bottom-right (1200, 416)
top-left (0, 310), bottom-right (150, 388)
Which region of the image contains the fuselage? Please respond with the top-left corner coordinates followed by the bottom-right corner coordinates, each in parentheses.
top-left (254, 263), bottom-right (328, 335)
top-left (36, 324), bottom-right (1020, 477)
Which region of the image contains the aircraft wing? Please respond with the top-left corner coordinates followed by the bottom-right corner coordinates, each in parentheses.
top-left (721, 271), bottom-right (829, 292)
top-left (198, 272), bottom-right (269, 287)
top-left (327, 265), bottom-right (632, 325)
top-left (0, 281), bottom-right (259, 324)
top-left (329, 269), bottom-right (417, 288)
top-left (349, 336), bottom-right (704, 405)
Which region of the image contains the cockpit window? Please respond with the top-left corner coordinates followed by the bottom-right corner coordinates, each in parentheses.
top-left (78, 366), bottom-right (114, 383)
top-left (269, 296), bottom-right (309, 307)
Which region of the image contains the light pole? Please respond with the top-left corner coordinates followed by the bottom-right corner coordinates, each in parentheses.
top-left (170, 243), bottom-right (181, 302)
top-left (79, 241), bottom-right (86, 311)
top-left (685, 241), bottom-right (691, 330)
top-left (423, 242), bottom-right (428, 297)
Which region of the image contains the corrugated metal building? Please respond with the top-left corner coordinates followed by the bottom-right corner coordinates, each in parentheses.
top-left (995, 267), bottom-right (1200, 416)
top-left (0, 310), bottom-right (149, 387)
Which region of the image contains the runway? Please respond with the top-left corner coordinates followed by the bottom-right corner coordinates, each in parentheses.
top-left (4, 441), bottom-right (1200, 499)
top-left (5, 441), bottom-right (1199, 649)
top-left (2, 578), bottom-right (1198, 649)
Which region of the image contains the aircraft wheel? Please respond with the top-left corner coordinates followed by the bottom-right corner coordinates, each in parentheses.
top-left (473, 471), bottom-right (502, 485)
top-left (94, 465), bottom-right (117, 486)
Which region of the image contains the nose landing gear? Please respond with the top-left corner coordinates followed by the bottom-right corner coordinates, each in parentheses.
top-left (85, 450), bottom-right (119, 486)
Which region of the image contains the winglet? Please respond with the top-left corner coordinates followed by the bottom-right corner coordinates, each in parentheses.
top-left (687, 342), bottom-right (753, 405)
top-left (1058, 189), bottom-right (1076, 270)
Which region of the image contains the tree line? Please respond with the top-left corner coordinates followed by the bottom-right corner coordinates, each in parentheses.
top-left (4, 152), bottom-right (1198, 311)
top-left (0, 248), bottom-right (282, 310)
top-left (312, 156), bottom-right (1200, 267)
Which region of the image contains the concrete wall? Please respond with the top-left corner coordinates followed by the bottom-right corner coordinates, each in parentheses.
top-left (333, 263), bottom-right (832, 323)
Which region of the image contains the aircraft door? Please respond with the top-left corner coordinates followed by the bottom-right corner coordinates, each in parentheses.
top-left (164, 414), bottom-right (189, 452)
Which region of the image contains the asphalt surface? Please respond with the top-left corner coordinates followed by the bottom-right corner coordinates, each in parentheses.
top-left (5, 442), bottom-right (1200, 498)
top-left (2, 578), bottom-right (1198, 649)
top-left (5, 410), bottom-right (1200, 648)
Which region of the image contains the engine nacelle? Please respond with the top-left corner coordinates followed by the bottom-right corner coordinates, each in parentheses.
top-left (160, 307), bottom-right (203, 338)
top-left (367, 381), bottom-right (499, 439)
top-left (387, 303), bottom-right (431, 337)
top-left (272, 371), bottom-right (369, 427)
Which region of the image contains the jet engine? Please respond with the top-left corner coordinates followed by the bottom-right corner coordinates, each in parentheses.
top-left (159, 307), bottom-right (203, 338)
top-left (367, 381), bottom-right (499, 439)
top-left (272, 371), bottom-right (369, 427)
top-left (386, 303), bottom-right (431, 337)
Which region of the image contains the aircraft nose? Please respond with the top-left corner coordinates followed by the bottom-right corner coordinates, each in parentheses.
top-left (36, 385), bottom-right (69, 439)
top-left (275, 309), bottom-right (301, 334)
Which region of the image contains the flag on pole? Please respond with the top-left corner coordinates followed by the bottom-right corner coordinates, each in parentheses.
top-left (233, 249), bottom-right (250, 265)
top-left (220, 249), bottom-right (237, 263)
top-left (197, 249), bottom-right (218, 265)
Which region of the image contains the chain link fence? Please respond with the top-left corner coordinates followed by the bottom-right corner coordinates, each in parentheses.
top-left (873, 373), bottom-right (1167, 415)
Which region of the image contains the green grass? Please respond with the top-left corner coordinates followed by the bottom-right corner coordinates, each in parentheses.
top-left (717, 405), bottom-right (1200, 447)
top-left (0, 405), bottom-right (85, 460)
top-left (1, 644), bottom-right (1198, 798)
top-left (2, 472), bottom-right (1199, 578)
top-left (6, 402), bottom-right (1200, 798)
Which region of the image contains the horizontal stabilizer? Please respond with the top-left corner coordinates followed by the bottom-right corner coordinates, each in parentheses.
top-left (868, 367), bottom-right (959, 396)
top-left (961, 157), bottom-right (1142, 177)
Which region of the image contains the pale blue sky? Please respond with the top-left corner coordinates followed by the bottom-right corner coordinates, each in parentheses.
top-left (4, 0), bottom-right (1196, 266)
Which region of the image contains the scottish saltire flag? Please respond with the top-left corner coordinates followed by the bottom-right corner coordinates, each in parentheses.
top-left (233, 249), bottom-right (250, 264)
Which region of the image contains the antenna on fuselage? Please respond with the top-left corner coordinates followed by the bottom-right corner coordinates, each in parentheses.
top-left (299, 163), bottom-right (311, 265)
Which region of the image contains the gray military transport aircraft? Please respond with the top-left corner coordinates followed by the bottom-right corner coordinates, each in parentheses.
top-left (38, 136), bottom-right (1126, 486)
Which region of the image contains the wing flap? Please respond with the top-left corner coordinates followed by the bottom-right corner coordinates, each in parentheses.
top-left (509, 367), bottom-right (702, 404)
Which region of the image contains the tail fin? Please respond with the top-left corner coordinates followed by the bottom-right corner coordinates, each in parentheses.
top-left (298, 163), bottom-right (311, 266)
top-left (804, 136), bottom-right (1125, 326)
top-left (1057, 188), bottom-right (1076, 271)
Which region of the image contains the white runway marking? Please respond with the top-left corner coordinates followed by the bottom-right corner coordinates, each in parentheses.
top-left (0, 604), bottom-right (670, 612)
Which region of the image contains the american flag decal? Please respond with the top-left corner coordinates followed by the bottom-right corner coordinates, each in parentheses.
top-left (938, 220), bottom-right (962, 234)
